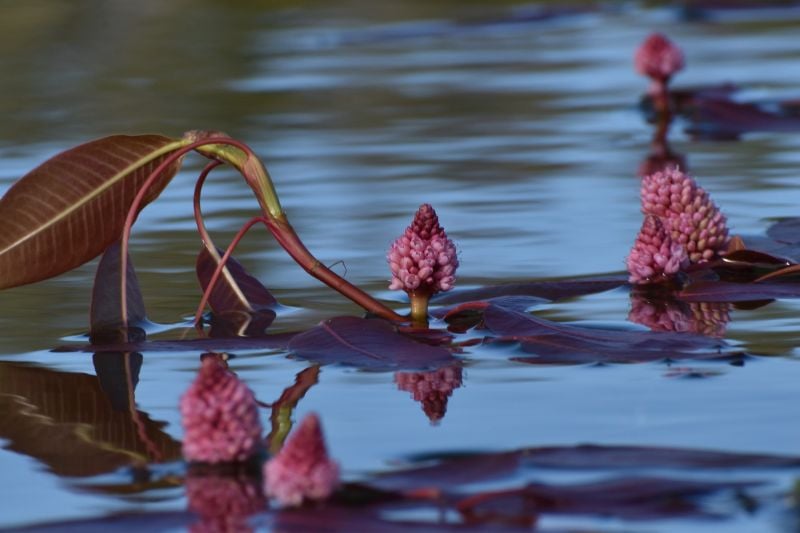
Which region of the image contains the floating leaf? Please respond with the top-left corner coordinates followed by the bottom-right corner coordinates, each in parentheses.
top-left (679, 279), bottom-right (800, 302)
top-left (432, 276), bottom-right (626, 306)
top-left (287, 317), bottom-right (456, 371)
top-left (457, 477), bottom-right (756, 522)
top-left (90, 241), bottom-right (147, 345)
top-left (0, 135), bottom-right (186, 290)
top-left (480, 303), bottom-right (736, 365)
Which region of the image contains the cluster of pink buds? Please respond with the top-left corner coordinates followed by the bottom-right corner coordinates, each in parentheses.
top-left (627, 215), bottom-right (688, 284)
top-left (388, 204), bottom-right (459, 323)
top-left (180, 354), bottom-right (263, 464)
top-left (263, 413), bottom-right (340, 506)
top-left (634, 33), bottom-right (684, 97)
top-left (395, 365), bottom-right (463, 423)
top-left (627, 167), bottom-right (729, 285)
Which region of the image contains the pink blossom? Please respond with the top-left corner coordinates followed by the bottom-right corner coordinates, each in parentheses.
top-left (263, 413), bottom-right (340, 506)
top-left (641, 167), bottom-right (729, 263)
top-left (395, 365), bottom-right (463, 423)
top-left (627, 215), bottom-right (689, 284)
top-left (180, 355), bottom-right (262, 464)
top-left (387, 204), bottom-right (458, 295)
top-left (634, 33), bottom-right (685, 83)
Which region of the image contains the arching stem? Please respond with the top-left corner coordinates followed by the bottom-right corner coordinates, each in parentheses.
top-left (192, 215), bottom-right (270, 330)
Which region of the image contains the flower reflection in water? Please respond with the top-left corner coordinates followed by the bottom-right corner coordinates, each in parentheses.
top-left (185, 470), bottom-right (265, 533)
top-left (629, 292), bottom-right (731, 338)
top-left (395, 364), bottom-right (463, 424)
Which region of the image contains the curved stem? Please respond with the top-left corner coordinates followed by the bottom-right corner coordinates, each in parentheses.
top-left (265, 216), bottom-right (406, 322)
top-left (193, 160), bottom-right (223, 249)
top-left (192, 215), bottom-right (270, 330)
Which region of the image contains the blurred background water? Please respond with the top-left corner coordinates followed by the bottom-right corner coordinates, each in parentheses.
top-left (3, 1), bottom-right (800, 531)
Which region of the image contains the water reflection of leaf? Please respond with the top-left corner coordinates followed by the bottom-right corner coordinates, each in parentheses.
top-left (0, 361), bottom-right (181, 477)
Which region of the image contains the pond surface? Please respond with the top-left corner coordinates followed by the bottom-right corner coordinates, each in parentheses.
top-left (3, 1), bottom-right (800, 531)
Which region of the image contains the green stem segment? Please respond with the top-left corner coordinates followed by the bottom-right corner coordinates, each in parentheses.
top-left (408, 289), bottom-right (432, 327)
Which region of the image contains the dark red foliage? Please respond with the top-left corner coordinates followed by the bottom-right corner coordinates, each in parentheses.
top-left (287, 317), bottom-right (457, 371)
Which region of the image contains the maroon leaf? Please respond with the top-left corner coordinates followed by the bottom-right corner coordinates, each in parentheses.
top-left (0, 135), bottom-right (185, 290)
top-left (481, 304), bottom-right (737, 365)
top-left (287, 317), bottom-right (456, 371)
top-left (458, 477), bottom-right (756, 522)
top-left (523, 444), bottom-right (800, 470)
top-left (678, 280), bottom-right (800, 302)
top-left (54, 332), bottom-right (297, 353)
top-left (90, 241), bottom-right (147, 345)
top-left (369, 451), bottom-right (523, 493)
top-left (196, 247), bottom-right (277, 313)
top-left (684, 97), bottom-right (800, 140)
top-left (432, 276), bottom-right (626, 306)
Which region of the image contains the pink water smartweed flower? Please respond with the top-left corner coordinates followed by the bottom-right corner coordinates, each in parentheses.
top-left (395, 365), bottom-right (463, 424)
top-left (627, 215), bottom-right (688, 285)
top-left (388, 204), bottom-right (458, 324)
top-left (263, 413), bottom-right (340, 506)
top-left (180, 354), bottom-right (263, 464)
top-left (635, 33), bottom-right (684, 84)
top-left (641, 167), bottom-right (729, 263)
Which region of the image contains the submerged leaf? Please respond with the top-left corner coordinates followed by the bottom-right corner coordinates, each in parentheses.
top-left (287, 317), bottom-right (456, 371)
top-left (0, 135), bottom-right (185, 290)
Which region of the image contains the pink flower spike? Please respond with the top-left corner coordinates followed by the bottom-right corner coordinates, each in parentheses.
top-left (641, 167), bottom-right (730, 263)
top-left (387, 204), bottom-right (459, 296)
top-left (634, 33), bottom-right (685, 84)
top-left (263, 413), bottom-right (340, 507)
top-left (180, 354), bottom-right (263, 464)
top-left (627, 215), bottom-right (688, 285)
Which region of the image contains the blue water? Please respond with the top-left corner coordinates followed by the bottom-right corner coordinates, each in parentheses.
top-left (3, 2), bottom-right (800, 531)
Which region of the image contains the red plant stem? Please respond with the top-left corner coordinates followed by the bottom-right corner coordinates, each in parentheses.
top-left (121, 135), bottom-right (405, 330)
top-left (192, 160), bottom-right (223, 249)
top-left (192, 215), bottom-right (270, 330)
top-left (265, 215), bottom-right (406, 322)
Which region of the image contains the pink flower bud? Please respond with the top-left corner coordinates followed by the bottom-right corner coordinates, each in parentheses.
top-left (180, 355), bottom-right (262, 464)
top-left (388, 204), bottom-right (458, 295)
top-left (394, 365), bottom-right (463, 423)
top-left (263, 413), bottom-right (340, 506)
top-left (634, 33), bottom-right (685, 83)
top-left (641, 167), bottom-right (729, 263)
top-left (627, 215), bottom-right (689, 284)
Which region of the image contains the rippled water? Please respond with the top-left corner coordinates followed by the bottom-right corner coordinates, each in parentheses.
top-left (3, 2), bottom-right (800, 531)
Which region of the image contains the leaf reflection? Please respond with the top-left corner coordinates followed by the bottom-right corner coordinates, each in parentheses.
top-left (0, 358), bottom-right (181, 477)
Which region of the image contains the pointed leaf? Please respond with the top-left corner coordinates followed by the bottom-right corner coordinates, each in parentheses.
top-left (0, 134), bottom-right (186, 290)
top-left (196, 247), bottom-right (277, 313)
top-left (287, 317), bottom-right (456, 371)
top-left (90, 241), bottom-right (147, 344)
